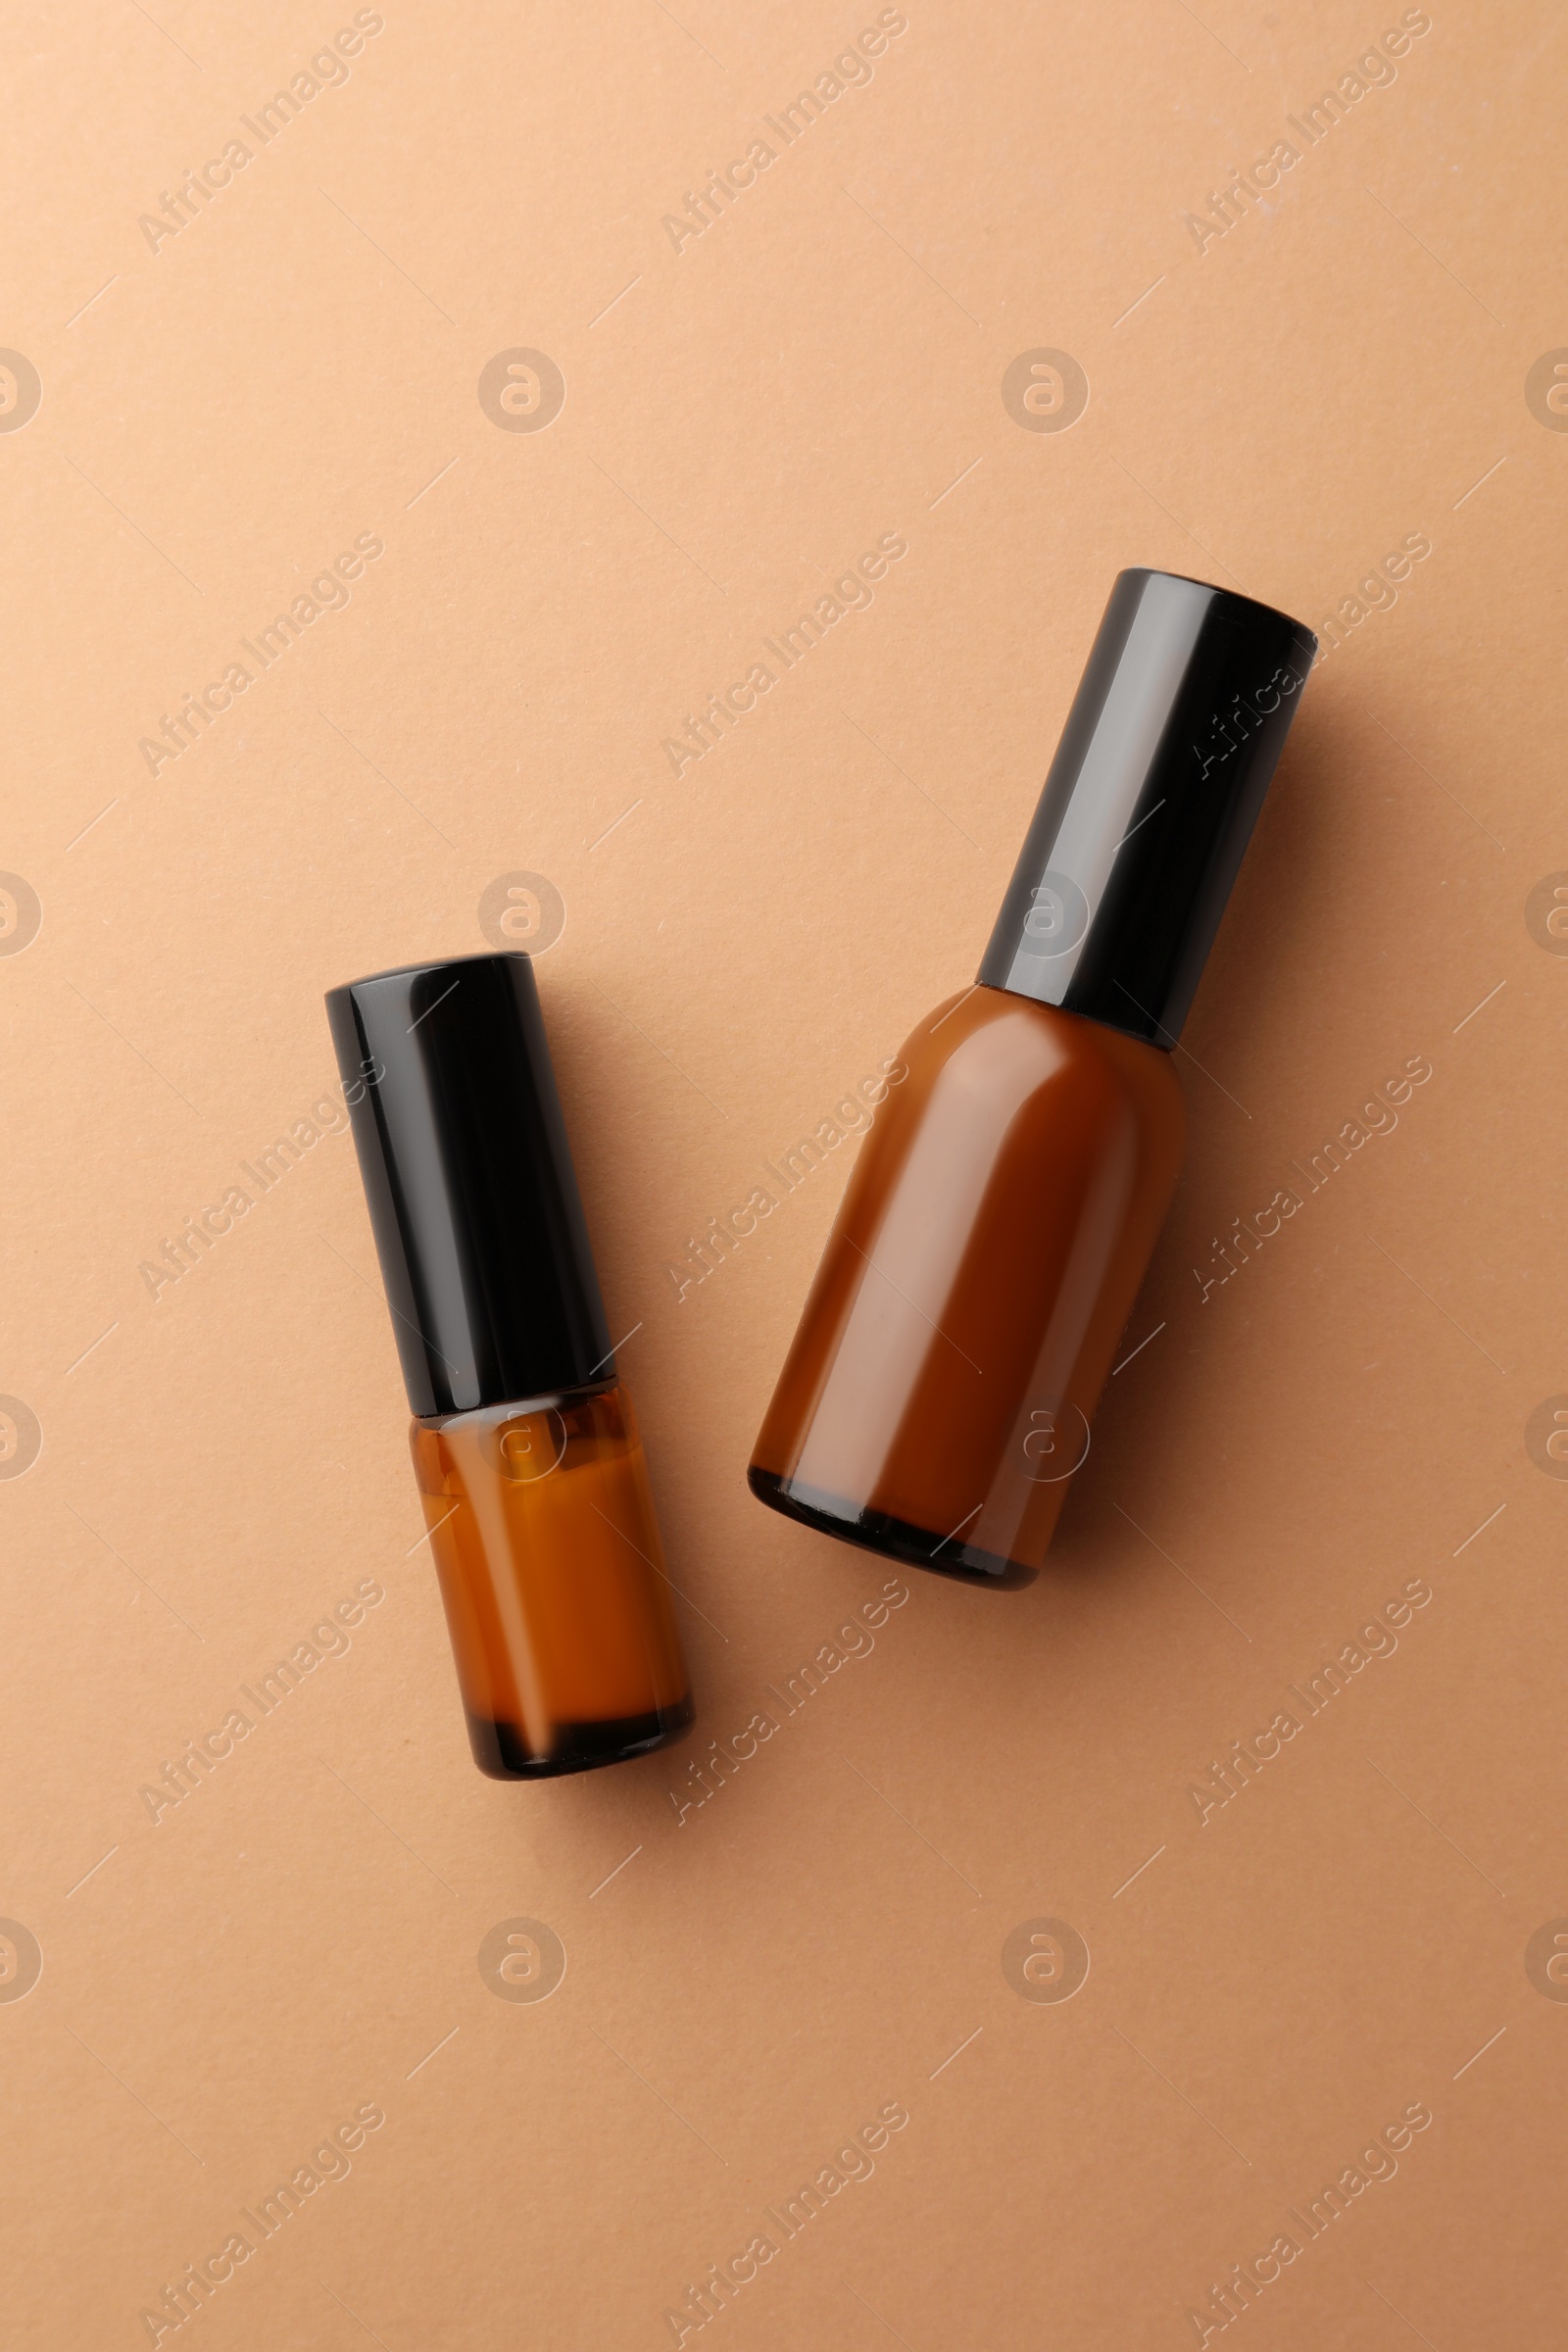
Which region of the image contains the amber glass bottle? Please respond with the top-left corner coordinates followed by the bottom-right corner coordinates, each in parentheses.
top-left (410, 1382), bottom-right (688, 1775)
top-left (751, 568), bottom-right (1317, 1588)
top-left (327, 954), bottom-right (693, 1776)
top-left (751, 988), bottom-right (1186, 1584)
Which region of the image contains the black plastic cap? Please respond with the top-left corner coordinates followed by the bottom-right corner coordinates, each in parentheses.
top-left (978, 569), bottom-right (1316, 1045)
top-left (325, 954), bottom-right (613, 1418)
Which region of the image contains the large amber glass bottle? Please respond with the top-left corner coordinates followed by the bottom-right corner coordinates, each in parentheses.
top-left (751, 987), bottom-right (1186, 1585)
top-left (751, 569), bottom-right (1318, 1588)
top-left (328, 953), bottom-right (693, 1776)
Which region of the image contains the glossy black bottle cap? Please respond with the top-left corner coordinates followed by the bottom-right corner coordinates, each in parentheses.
top-left (978, 568), bottom-right (1317, 1046)
top-left (325, 954), bottom-right (613, 1418)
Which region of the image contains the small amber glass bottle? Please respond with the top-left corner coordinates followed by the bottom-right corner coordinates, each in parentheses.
top-left (751, 569), bottom-right (1318, 1589)
top-left (327, 953), bottom-right (693, 1777)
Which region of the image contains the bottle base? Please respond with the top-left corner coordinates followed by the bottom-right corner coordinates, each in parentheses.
top-left (747, 1466), bottom-right (1037, 1591)
top-left (466, 1693), bottom-right (696, 1780)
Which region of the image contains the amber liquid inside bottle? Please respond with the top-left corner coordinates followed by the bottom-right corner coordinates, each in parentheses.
top-left (749, 986), bottom-right (1186, 1586)
top-left (411, 1379), bottom-right (693, 1776)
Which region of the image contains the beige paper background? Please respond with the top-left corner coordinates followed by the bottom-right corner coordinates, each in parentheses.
top-left (3, 0), bottom-right (1566, 2342)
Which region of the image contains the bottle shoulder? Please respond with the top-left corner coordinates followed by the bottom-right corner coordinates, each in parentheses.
top-left (906, 986), bottom-right (1186, 1139)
